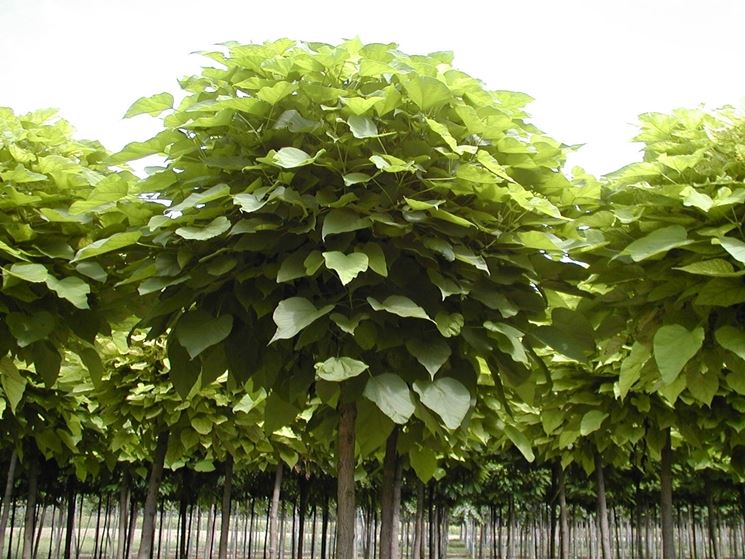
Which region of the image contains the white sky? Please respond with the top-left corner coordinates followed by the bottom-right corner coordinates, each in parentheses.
top-left (2, 0), bottom-right (744, 176)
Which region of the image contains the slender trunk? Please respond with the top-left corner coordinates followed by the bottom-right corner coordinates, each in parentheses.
top-left (249, 498), bottom-right (256, 559)
top-left (205, 496), bottom-right (217, 559)
top-left (33, 500), bottom-right (48, 559)
top-left (270, 463), bottom-right (284, 559)
top-left (310, 504), bottom-right (317, 559)
top-left (63, 477), bottom-right (77, 559)
top-left (594, 451), bottom-right (612, 559)
top-left (413, 483), bottom-right (424, 559)
top-left (297, 478), bottom-right (308, 559)
top-left (392, 462), bottom-right (402, 559)
top-left (117, 474), bottom-right (130, 559)
top-left (21, 457), bottom-right (40, 559)
top-left (428, 485), bottom-right (434, 559)
top-left (0, 450), bottom-right (17, 558)
top-left (92, 495), bottom-right (103, 559)
top-left (379, 429), bottom-right (398, 559)
top-left (321, 493), bottom-right (329, 559)
top-left (336, 402), bottom-right (357, 559)
top-left (558, 468), bottom-right (568, 559)
top-left (660, 429), bottom-right (675, 559)
top-left (178, 485), bottom-right (188, 559)
top-left (706, 485), bottom-right (719, 559)
top-left (218, 456), bottom-right (234, 559)
top-left (506, 497), bottom-right (514, 559)
top-left (136, 432), bottom-right (169, 559)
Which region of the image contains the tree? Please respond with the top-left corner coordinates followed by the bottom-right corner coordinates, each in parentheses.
top-left (112, 38), bottom-right (581, 556)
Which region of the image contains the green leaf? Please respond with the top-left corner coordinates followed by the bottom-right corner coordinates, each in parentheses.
top-left (580, 410), bottom-right (609, 436)
top-left (342, 172), bottom-right (372, 186)
top-left (504, 424), bottom-right (534, 462)
top-left (233, 192), bottom-right (268, 213)
top-left (73, 231), bottom-right (142, 261)
top-left (124, 92), bottom-right (174, 117)
top-left (409, 445), bottom-right (438, 483)
top-left (257, 81), bottom-right (297, 104)
top-left (175, 216), bottom-right (231, 241)
top-left (277, 251), bottom-right (310, 283)
top-left (271, 147), bottom-right (320, 168)
top-left (653, 324), bottom-right (705, 384)
top-left (174, 310), bottom-right (234, 359)
top-left (406, 338), bottom-right (451, 378)
top-left (716, 326), bottom-right (745, 362)
top-left (618, 341), bottom-right (651, 399)
top-left (330, 313), bottom-right (366, 335)
top-left (674, 259), bottom-right (742, 277)
top-left (363, 373), bottom-right (415, 424)
top-left (170, 183), bottom-right (231, 214)
top-left (367, 295), bottom-right (432, 321)
top-left (79, 347), bottom-right (104, 386)
top-left (314, 357), bottom-right (369, 382)
top-left (75, 262), bottom-right (107, 283)
top-left (435, 312), bottom-right (464, 337)
top-left (45, 276), bottom-right (90, 309)
top-left (359, 243), bottom-right (387, 277)
top-left (695, 278), bottom-right (745, 306)
top-left (6, 263), bottom-right (47, 283)
top-left (348, 115), bottom-right (379, 138)
top-left (531, 308), bottom-right (595, 362)
top-left (400, 76), bottom-right (451, 112)
top-left (6, 312), bottom-right (55, 347)
top-left (263, 393), bottom-right (298, 433)
top-left (321, 209), bottom-right (371, 240)
top-left (193, 459), bottom-right (216, 473)
top-left (413, 378), bottom-right (470, 430)
top-left (720, 236), bottom-right (745, 265)
top-left (0, 356), bottom-right (26, 413)
top-left (32, 342), bottom-right (61, 387)
top-left (622, 225), bottom-right (693, 262)
top-left (686, 367), bottom-right (719, 406)
top-left (191, 415), bottom-right (213, 435)
top-left (168, 341), bottom-right (201, 398)
top-left (322, 251), bottom-right (369, 285)
top-left (269, 297), bottom-right (335, 344)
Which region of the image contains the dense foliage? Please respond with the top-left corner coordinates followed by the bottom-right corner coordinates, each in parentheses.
top-left (1, 40), bottom-right (744, 559)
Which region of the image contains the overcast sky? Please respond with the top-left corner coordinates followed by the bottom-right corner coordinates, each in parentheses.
top-left (1, 0), bottom-right (744, 176)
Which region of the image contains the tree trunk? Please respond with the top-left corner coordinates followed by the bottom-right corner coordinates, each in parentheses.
top-left (413, 482), bottom-right (424, 559)
top-left (178, 478), bottom-right (188, 559)
top-left (218, 456), bottom-right (234, 559)
top-left (336, 402), bottom-right (357, 559)
top-left (594, 451), bottom-right (612, 559)
top-left (558, 467), bottom-right (569, 559)
top-left (321, 493), bottom-right (329, 559)
top-left (270, 463), bottom-right (284, 559)
top-left (706, 484), bottom-right (719, 559)
top-left (297, 477), bottom-right (308, 559)
top-left (0, 449), bottom-right (17, 558)
top-left (136, 432), bottom-right (169, 559)
top-left (117, 474), bottom-right (130, 559)
top-left (21, 456), bottom-right (39, 559)
top-left (379, 429), bottom-right (398, 559)
top-left (392, 462), bottom-right (402, 559)
top-left (660, 429), bottom-right (675, 559)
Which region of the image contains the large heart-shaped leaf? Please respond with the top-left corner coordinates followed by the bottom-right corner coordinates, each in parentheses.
top-left (653, 324), bottom-right (705, 384)
top-left (406, 338), bottom-right (451, 378)
top-left (413, 378), bottom-right (470, 430)
top-left (363, 374), bottom-right (415, 424)
top-left (323, 251), bottom-right (369, 285)
top-left (270, 297), bottom-right (334, 344)
top-left (622, 225), bottom-right (693, 262)
top-left (315, 357), bottom-right (369, 382)
top-left (174, 310), bottom-right (234, 359)
top-left (367, 295), bottom-right (432, 321)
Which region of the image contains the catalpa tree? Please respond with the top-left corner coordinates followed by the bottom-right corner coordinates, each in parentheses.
top-left (115, 38), bottom-right (582, 557)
